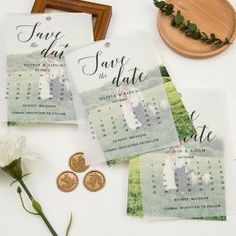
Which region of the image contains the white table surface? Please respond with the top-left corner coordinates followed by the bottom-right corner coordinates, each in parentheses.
top-left (0, 0), bottom-right (236, 235)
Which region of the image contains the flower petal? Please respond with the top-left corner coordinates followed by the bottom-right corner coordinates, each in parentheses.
top-left (0, 132), bottom-right (26, 167)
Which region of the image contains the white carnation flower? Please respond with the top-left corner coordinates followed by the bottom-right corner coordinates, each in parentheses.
top-left (0, 132), bottom-right (26, 168)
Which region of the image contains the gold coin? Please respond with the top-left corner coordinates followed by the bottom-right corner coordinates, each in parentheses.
top-left (83, 170), bottom-right (106, 192)
top-left (57, 171), bottom-right (79, 192)
top-left (68, 152), bottom-right (90, 173)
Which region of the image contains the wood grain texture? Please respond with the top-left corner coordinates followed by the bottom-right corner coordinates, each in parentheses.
top-left (31, 0), bottom-right (112, 41)
top-left (157, 0), bottom-right (236, 58)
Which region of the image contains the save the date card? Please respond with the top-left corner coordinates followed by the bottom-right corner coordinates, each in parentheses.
top-left (138, 90), bottom-right (227, 220)
top-left (65, 33), bottom-right (179, 163)
top-left (3, 13), bottom-right (93, 124)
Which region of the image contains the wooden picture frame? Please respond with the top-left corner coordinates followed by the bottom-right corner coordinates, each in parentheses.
top-left (31, 0), bottom-right (112, 41)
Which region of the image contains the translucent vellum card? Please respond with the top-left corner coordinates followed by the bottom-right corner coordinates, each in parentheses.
top-left (127, 64), bottom-right (196, 217)
top-left (139, 90), bottom-right (228, 220)
top-left (65, 33), bottom-right (179, 164)
top-left (107, 62), bottom-right (196, 166)
top-left (2, 13), bottom-right (93, 124)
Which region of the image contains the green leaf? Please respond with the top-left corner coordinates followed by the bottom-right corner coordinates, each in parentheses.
top-left (171, 18), bottom-right (176, 26)
top-left (223, 38), bottom-right (230, 45)
top-left (210, 33), bottom-right (216, 39)
top-left (166, 3), bottom-right (174, 11)
top-left (10, 179), bottom-right (18, 186)
top-left (185, 30), bottom-right (193, 37)
top-left (188, 23), bottom-right (197, 32)
top-left (166, 8), bottom-right (174, 16)
top-left (207, 38), bottom-right (216, 44)
top-left (207, 33), bottom-right (217, 44)
top-left (153, 0), bottom-right (166, 9)
top-left (32, 199), bottom-right (43, 214)
top-left (191, 31), bottom-right (201, 40)
top-left (201, 32), bottom-right (208, 40)
top-left (214, 39), bottom-right (223, 46)
top-left (66, 214), bottom-right (73, 236)
top-left (174, 14), bottom-right (184, 25)
top-left (179, 24), bottom-right (187, 31)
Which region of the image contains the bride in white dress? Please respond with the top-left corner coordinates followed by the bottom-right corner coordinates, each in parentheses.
top-left (163, 150), bottom-right (177, 191)
top-left (39, 58), bottom-right (53, 100)
top-left (119, 85), bottom-right (141, 130)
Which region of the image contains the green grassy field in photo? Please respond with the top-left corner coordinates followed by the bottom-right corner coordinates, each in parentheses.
top-left (127, 158), bottom-right (143, 217)
top-left (127, 155), bottom-right (226, 221)
top-left (140, 153), bottom-right (226, 219)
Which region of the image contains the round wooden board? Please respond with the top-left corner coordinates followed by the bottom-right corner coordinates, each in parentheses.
top-left (157, 0), bottom-right (236, 58)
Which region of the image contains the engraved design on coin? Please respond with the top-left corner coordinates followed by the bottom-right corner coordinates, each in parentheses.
top-left (83, 170), bottom-right (106, 192)
top-left (68, 152), bottom-right (90, 173)
top-left (57, 171), bottom-right (79, 192)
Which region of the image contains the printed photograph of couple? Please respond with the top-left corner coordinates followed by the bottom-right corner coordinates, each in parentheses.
top-left (6, 53), bottom-right (76, 123)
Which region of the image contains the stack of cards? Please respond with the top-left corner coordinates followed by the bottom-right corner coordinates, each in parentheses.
top-left (1, 13), bottom-right (230, 221)
top-left (65, 32), bottom-right (228, 220)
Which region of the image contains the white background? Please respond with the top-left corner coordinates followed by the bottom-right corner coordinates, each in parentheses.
top-left (0, 0), bottom-right (236, 236)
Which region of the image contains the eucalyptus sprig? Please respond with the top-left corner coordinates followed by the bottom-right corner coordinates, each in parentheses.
top-left (153, 0), bottom-right (231, 47)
